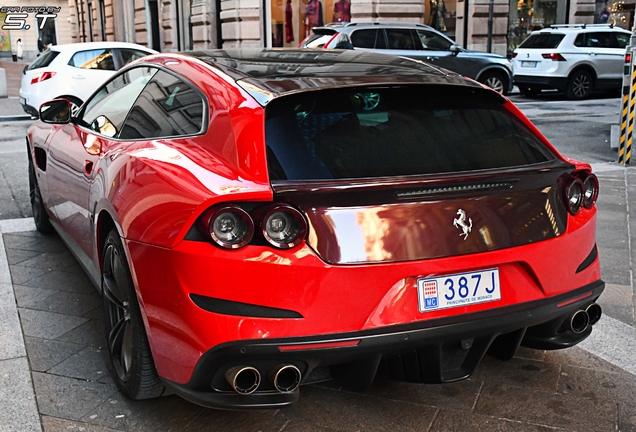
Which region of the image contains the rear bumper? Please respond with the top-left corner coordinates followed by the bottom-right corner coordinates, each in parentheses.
top-left (162, 279), bottom-right (604, 409)
top-left (514, 75), bottom-right (568, 91)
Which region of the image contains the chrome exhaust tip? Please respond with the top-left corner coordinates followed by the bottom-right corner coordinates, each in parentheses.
top-left (585, 303), bottom-right (602, 325)
top-left (570, 310), bottom-right (590, 334)
top-left (225, 366), bottom-right (261, 395)
top-left (273, 365), bottom-right (302, 393)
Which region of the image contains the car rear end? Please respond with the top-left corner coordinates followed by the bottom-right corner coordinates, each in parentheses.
top-left (19, 48), bottom-right (65, 116)
top-left (513, 31), bottom-right (572, 91)
top-left (140, 81), bottom-right (603, 408)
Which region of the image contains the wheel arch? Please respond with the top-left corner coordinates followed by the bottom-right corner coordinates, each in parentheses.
top-left (475, 66), bottom-right (512, 83)
top-left (568, 64), bottom-right (597, 82)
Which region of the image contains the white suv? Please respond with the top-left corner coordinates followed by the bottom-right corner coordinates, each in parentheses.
top-left (20, 42), bottom-right (157, 116)
top-left (512, 24), bottom-right (631, 99)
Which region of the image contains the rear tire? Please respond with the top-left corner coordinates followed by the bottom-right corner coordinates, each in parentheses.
top-left (566, 70), bottom-right (593, 100)
top-left (102, 230), bottom-right (165, 400)
top-left (28, 159), bottom-right (53, 233)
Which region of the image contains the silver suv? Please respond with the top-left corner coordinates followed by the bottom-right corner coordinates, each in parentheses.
top-left (513, 24), bottom-right (631, 99)
top-left (301, 23), bottom-right (513, 95)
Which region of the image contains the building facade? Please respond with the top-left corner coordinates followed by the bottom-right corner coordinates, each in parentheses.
top-left (66, 0), bottom-right (633, 56)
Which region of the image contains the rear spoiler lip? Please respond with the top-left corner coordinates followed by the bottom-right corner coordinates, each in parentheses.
top-left (270, 160), bottom-right (575, 194)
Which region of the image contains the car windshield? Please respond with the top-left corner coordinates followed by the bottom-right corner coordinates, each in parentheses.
top-left (27, 50), bottom-right (60, 70)
top-left (518, 33), bottom-right (565, 49)
top-left (265, 86), bottom-right (556, 181)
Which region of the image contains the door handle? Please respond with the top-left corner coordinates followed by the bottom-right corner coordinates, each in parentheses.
top-left (589, 52), bottom-right (596, 56)
top-left (84, 160), bottom-right (94, 175)
top-left (72, 74), bottom-right (86, 79)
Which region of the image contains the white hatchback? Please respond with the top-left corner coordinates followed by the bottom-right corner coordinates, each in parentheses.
top-left (20, 42), bottom-right (157, 116)
top-left (512, 24), bottom-right (631, 99)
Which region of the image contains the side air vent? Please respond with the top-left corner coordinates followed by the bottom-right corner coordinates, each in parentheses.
top-left (35, 147), bottom-right (47, 171)
top-left (396, 181), bottom-right (516, 199)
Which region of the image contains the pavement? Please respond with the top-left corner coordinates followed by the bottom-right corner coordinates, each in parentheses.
top-left (1, 64), bottom-right (636, 431)
top-left (0, 59), bottom-right (35, 121)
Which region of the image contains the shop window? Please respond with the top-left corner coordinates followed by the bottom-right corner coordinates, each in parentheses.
top-left (270, 0), bottom-right (351, 47)
top-left (594, 0), bottom-right (634, 29)
top-left (424, 0), bottom-right (457, 39)
top-left (508, 0), bottom-right (567, 54)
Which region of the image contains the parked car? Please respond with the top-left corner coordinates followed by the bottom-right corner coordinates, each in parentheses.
top-left (20, 42), bottom-right (157, 116)
top-left (27, 49), bottom-right (603, 409)
top-left (300, 22), bottom-right (513, 94)
top-left (513, 24), bottom-right (631, 99)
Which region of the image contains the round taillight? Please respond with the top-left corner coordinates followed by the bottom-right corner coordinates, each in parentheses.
top-left (582, 173), bottom-right (599, 209)
top-left (261, 205), bottom-right (307, 249)
top-left (563, 177), bottom-right (584, 215)
top-left (204, 205), bottom-right (253, 249)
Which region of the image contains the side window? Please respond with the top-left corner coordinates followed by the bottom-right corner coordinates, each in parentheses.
top-left (119, 49), bottom-right (151, 67)
top-left (615, 33), bottom-right (630, 49)
top-left (351, 30), bottom-right (380, 49)
top-left (417, 30), bottom-right (453, 50)
top-left (119, 71), bottom-right (205, 139)
top-left (574, 33), bottom-right (586, 47)
top-left (386, 29), bottom-right (418, 50)
top-left (81, 67), bottom-right (157, 137)
top-left (586, 32), bottom-right (614, 48)
top-left (69, 49), bottom-right (116, 70)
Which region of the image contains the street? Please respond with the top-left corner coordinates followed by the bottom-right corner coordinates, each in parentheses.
top-left (1, 89), bottom-right (636, 431)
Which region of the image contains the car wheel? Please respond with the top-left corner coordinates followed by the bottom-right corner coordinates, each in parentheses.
top-left (519, 86), bottom-right (540, 97)
top-left (566, 70), bottom-right (593, 100)
top-left (59, 96), bottom-right (83, 116)
top-left (102, 229), bottom-right (165, 399)
top-left (479, 71), bottom-right (508, 95)
top-left (28, 159), bottom-right (53, 233)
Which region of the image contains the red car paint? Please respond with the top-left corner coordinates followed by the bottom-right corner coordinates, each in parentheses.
top-left (27, 50), bottom-right (602, 408)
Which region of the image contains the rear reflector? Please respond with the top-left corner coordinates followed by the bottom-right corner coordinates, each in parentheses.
top-left (278, 340), bottom-right (360, 351)
top-left (557, 291), bottom-right (594, 308)
top-left (31, 71), bottom-right (56, 84)
top-left (541, 53), bottom-right (566, 61)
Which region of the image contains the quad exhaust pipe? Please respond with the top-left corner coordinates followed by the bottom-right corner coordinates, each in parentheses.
top-left (225, 366), bottom-right (261, 395)
top-left (568, 303), bottom-right (602, 334)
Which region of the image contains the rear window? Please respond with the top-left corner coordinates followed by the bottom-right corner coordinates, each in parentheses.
top-left (265, 87), bottom-right (555, 181)
top-left (27, 50), bottom-right (60, 70)
top-left (518, 33), bottom-right (565, 49)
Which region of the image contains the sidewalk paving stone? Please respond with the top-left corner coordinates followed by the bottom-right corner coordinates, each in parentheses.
top-left (429, 410), bottom-right (567, 432)
top-left (18, 308), bottom-right (88, 340)
top-left (0, 357), bottom-right (43, 432)
top-left (41, 415), bottom-right (121, 432)
top-left (24, 337), bottom-right (84, 372)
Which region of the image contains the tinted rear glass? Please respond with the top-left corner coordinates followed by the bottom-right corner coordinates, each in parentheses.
top-left (518, 33), bottom-right (565, 49)
top-left (27, 50), bottom-right (59, 70)
top-left (265, 87), bottom-right (555, 181)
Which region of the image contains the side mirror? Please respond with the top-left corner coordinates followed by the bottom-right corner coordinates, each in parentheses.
top-left (39, 99), bottom-right (71, 124)
top-left (450, 45), bottom-right (462, 55)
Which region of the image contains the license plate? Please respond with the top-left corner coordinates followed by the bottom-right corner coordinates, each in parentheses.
top-left (521, 61), bottom-right (537, 68)
top-left (19, 97), bottom-right (26, 105)
top-left (417, 268), bottom-right (501, 312)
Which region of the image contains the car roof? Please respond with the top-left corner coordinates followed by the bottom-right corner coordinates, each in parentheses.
top-left (49, 41), bottom-right (158, 53)
top-left (314, 22), bottom-right (436, 31)
top-left (183, 49), bottom-right (490, 105)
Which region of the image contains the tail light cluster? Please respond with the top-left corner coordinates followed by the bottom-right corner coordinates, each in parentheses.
top-left (541, 53), bottom-right (567, 61)
top-left (31, 71), bottom-right (56, 84)
top-left (199, 203), bottom-right (308, 250)
top-left (562, 172), bottom-right (598, 215)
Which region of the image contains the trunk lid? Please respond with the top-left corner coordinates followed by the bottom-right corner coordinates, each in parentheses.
top-left (273, 163), bottom-right (570, 264)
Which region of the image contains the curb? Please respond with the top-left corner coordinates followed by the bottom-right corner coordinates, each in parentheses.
top-left (0, 115), bottom-right (34, 122)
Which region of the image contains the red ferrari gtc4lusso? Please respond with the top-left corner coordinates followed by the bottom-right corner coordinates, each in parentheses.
top-left (27, 49), bottom-right (603, 409)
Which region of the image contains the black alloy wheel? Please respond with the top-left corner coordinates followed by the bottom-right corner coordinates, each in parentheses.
top-left (102, 230), bottom-right (165, 399)
top-left (567, 70), bottom-right (593, 100)
top-left (28, 159), bottom-right (53, 233)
